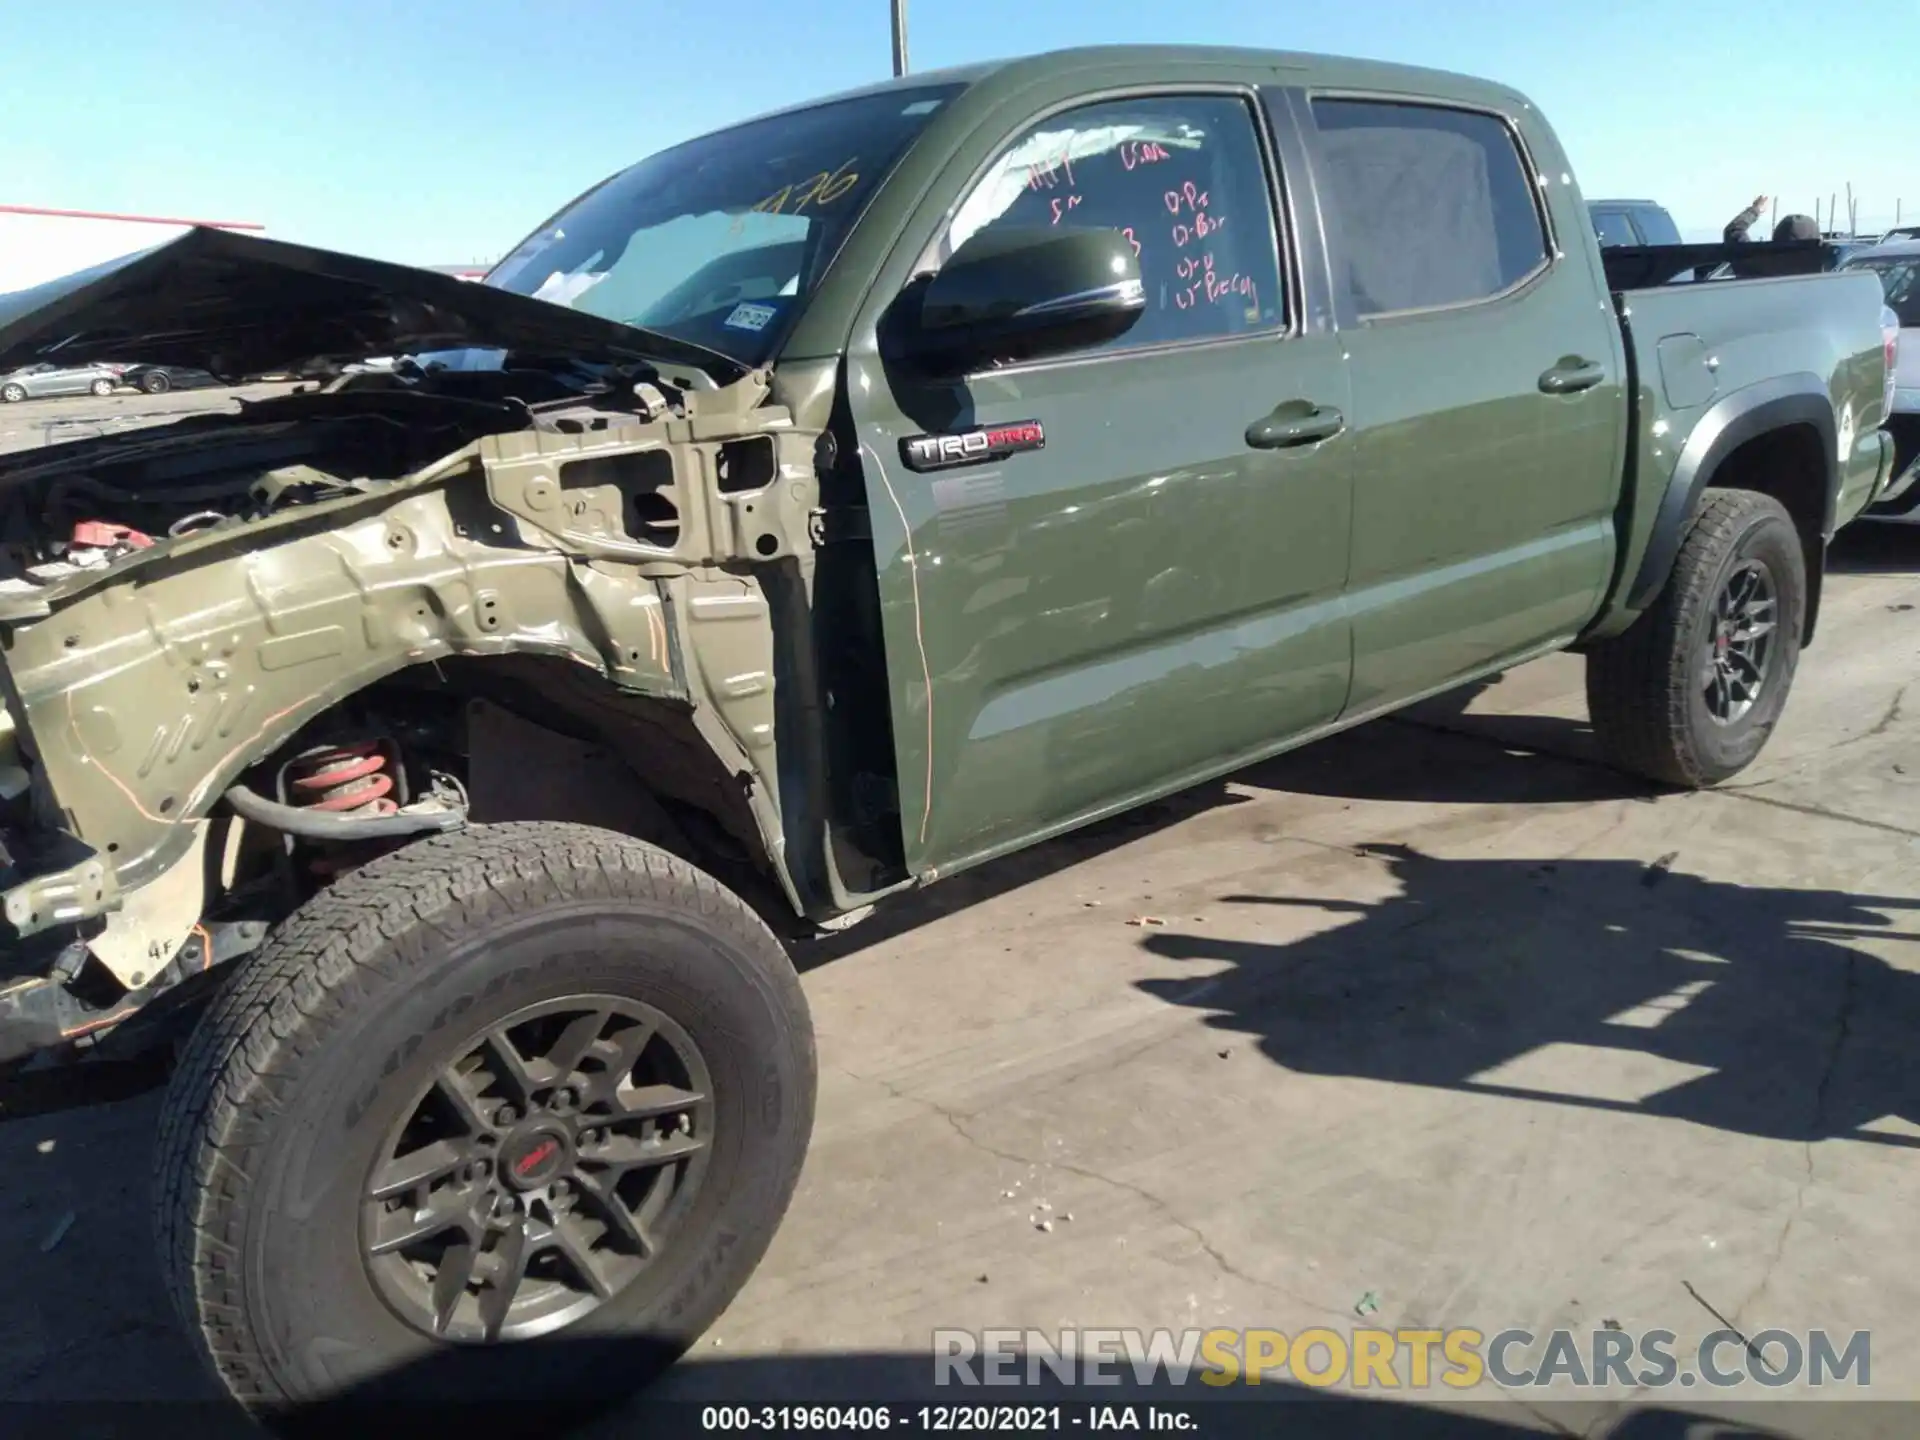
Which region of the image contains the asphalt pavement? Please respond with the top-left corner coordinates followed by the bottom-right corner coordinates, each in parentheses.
top-left (0, 381), bottom-right (298, 454)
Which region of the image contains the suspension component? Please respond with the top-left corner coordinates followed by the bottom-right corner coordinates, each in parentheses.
top-left (282, 740), bottom-right (400, 816)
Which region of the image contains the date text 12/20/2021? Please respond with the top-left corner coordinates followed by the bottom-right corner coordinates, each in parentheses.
top-left (700, 1406), bottom-right (1198, 1433)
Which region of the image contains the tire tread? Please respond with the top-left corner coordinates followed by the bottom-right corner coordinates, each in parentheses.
top-left (1586, 487), bottom-right (1801, 788)
top-left (154, 822), bottom-right (808, 1411)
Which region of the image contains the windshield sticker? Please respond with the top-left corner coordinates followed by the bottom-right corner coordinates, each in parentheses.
top-left (724, 302), bottom-right (779, 333)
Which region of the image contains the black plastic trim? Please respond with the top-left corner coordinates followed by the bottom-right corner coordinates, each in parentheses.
top-left (1257, 86), bottom-right (1338, 336)
top-left (1625, 374), bottom-right (1838, 612)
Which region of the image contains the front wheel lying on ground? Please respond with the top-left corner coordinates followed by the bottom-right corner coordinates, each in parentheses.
top-left (154, 822), bottom-right (815, 1427)
top-left (1586, 488), bottom-right (1806, 789)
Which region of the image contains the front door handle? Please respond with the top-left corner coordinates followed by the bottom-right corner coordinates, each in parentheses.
top-left (1247, 402), bottom-right (1346, 450)
top-left (1538, 358), bottom-right (1606, 394)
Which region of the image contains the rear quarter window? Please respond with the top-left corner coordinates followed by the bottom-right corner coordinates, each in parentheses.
top-left (1631, 206), bottom-right (1682, 247)
top-left (1592, 210), bottom-right (1638, 248)
top-left (1309, 98), bottom-right (1549, 316)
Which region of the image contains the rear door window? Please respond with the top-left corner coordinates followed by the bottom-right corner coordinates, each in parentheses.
top-left (1309, 98), bottom-right (1550, 316)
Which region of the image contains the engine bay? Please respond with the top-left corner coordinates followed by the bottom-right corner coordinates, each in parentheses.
top-left (0, 363), bottom-right (689, 599)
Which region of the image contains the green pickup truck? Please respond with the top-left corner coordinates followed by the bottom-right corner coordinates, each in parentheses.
top-left (0, 43), bottom-right (1899, 1425)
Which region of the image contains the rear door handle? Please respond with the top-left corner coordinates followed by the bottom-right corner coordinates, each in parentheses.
top-left (1538, 358), bottom-right (1606, 394)
top-left (1246, 403), bottom-right (1346, 450)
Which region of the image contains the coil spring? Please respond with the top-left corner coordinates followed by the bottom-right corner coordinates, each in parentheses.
top-left (285, 740), bottom-right (398, 816)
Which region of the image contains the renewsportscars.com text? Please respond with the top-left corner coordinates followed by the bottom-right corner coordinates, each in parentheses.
top-left (934, 1326), bottom-right (1871, 1391)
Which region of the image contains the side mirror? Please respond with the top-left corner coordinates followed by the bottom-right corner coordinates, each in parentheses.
top-left (898, 227), bottom-right (1145, 377)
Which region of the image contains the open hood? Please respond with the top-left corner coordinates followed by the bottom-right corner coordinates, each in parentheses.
top-left (0, 226), bottom-right (743, 382)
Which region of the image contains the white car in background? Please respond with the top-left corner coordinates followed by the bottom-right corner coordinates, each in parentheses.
top-left (0, 360), bottom-right (125, 402)
top-left (1841, 240), bottom-right (1920, 522)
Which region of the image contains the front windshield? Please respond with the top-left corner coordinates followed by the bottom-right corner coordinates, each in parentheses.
top-left (486, 84), bottom-right (963, 367)
top-left (1847, 256), bottom-right (1920, 327)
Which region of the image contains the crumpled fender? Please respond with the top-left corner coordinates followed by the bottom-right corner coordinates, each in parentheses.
top-left (0, 406), bottom-right (822, 941)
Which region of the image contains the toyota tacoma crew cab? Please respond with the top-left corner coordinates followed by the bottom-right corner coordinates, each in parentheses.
top-left (0, 45), bottom-right (1899, 1426)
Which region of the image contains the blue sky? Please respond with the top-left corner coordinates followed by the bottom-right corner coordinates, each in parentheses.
top-left (0, 0), bottom-right (1908, 264)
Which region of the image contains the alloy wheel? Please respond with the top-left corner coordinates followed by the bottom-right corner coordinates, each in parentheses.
top-left (1700, 558), bottom-right (1777, 725)
top-left (361, 994), bottom-right (714, 1343)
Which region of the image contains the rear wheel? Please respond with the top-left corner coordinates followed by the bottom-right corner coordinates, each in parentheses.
top-left (1, 383), bottom-right (24, 403)
top-left (154, 822), bottom-right (815, 1429)
top-left (1586, 488), bottom-right (1805, 787)
top-left (89, 377), bottom-right (115, 396)
top-left (141, 369), bottom-right (172, 394)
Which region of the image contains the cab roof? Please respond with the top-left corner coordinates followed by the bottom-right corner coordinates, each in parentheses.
top-left (736, 44), bottom-right (1532, 130)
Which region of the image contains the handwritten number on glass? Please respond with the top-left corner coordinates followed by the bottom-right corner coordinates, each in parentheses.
top-left (745, 159), bottom-right (861, 225)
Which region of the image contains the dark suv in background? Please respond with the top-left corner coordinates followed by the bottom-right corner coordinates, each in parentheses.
top-left (1588, 198), bottom-right (1684, 248)
top-left (118, 363), bottom-right (219, 394)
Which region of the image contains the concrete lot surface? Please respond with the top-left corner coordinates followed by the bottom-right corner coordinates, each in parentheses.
top-left (0, 380), bottom-right (300, 455)
top-left (0, 390), bottom-right (1915, 1435)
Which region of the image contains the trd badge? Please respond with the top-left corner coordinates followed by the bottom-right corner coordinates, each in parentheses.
top-left (900, 420), bottom-right (1046, 473)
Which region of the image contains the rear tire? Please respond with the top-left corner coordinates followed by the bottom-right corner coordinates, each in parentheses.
top-left (141, 370), bottom-right (172, 394)
top-left (1, 383), bottom-right (24, 403)
top-left (154, 822), bottom-right (815, 1431)
top-left (1586, 488), bottom-right (1805, 787)
top-left (90, 377), bottom-right (115, 396)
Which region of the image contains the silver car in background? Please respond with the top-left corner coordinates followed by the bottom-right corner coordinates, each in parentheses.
top-left (1842, 240), bottom-right (1920, 522)
top-left (0, 361), bottom-right (125, 402)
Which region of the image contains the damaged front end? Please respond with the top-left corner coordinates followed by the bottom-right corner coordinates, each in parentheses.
top-left (0, 232), bottom-right (831, 1065)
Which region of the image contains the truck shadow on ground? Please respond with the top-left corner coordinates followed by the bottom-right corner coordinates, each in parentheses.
top-left (1137, 840), bottom-right (1920, 1149)
top-left (1826, 522), bottom-right (1917, 577)
top-left (1222, 708), bottom-right (1630, 808)
top-left (796, 782), bottom-right (1261, 967)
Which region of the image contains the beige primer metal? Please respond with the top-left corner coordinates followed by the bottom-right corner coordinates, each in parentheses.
top-left (84, 822), bottom-right (210, 987)
top-left (0, 372), bottom-right (822, 940)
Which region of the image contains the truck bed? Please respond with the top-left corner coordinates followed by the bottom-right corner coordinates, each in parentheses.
top-left (1604, 259), bottom-right (1894, 626)
top-left (1602, 239), bottom-right (1828, 290)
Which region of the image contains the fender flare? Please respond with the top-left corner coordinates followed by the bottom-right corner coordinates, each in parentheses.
top-left (1625, 372), bottom-right (1839, 612)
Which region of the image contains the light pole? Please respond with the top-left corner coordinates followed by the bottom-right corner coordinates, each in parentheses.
top-left (891, 0), bottom-right (909, 76)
